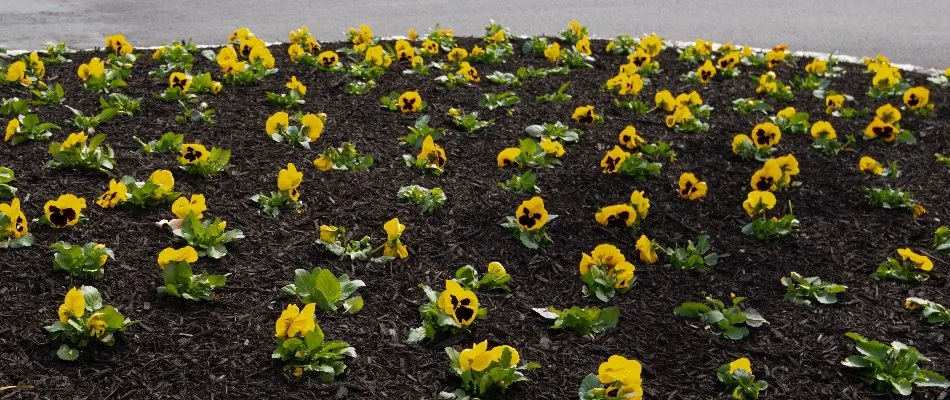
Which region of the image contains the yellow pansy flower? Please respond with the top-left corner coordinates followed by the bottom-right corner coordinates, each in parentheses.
top-left (447, 47), bottom-right (469, 64)
top-left (750, 163), bottom-right (782, 192)
top-left (61, 132), bottom-right (88, 150)
top-left (636, 234), bottom-right (657, 264)
top-left (810, 121), bottom-right (836, 140)
top-left (265, 112), bottom-right (289, 135)
top-left (539, 138), bottom-right (565, 157)
top-left (824, 94), bottom-right (844, 114)
top-left (697, 60), bottom-right (716, 84)
top-left (572, 105), bottom-right (599, 124)
top-left (750, 122), bottom-right (781, 148)
top-left (515, 196), bottom-right (549, 231)
top-left (398, 91), bottom-right (423, 113)
top-left (743, 191), bottom-right (777, 217)
top-left (96, 179), bottom-right (128, 208)
top-left (168, 72), bottom-right (191, 92)
top-left (903, 86), bottom-right (930, 111)
top-left (278, 163), bottom-right (303, 201)
top-left (456, 62), bottom-right (479, 83)
top-left (58, 287), bottom-right (86, 322)
top-left (497, 147), bottom-right (520, 168)
top-left (729, 357), bottom-right (752, 374)
top-left (275, 303), bottom-right (317, 338)
top-left (859, 156), bottom-right (884, 175)
top-left (897, 248), bottom-right (933, 271)
top-left (150, 170), bottom-right (175, 197)
top-left (489, 344), bottom-right (519, 366)
top-left (459, 340), bottom-right (493, 371)
top-left (0, 198), bottom-right (28, 238)
top-left (171, 194), bottom-right (206, 220)
top-left (618, 125), bottom-right (644, 149)
top-left (678, 173), bottom-right (707, 200)
top-left (286, 76), bottom-right (307, 95)
top-left (437, 280), bottom-right (479, 326)
top-left (601, 145), bottom-right (631, 174)
top-left (383, 217), bottom-right (408, 259)
top-left (44, 194), bottom-right (86, 228)
top-left (595, 204), bottom-right (636, 228)
top-left (544, 42), bottom-right (561, 64)
top-left (180, 143), bottom-right (210, 164)
top-left (157, 246), bottom-right (199, 267)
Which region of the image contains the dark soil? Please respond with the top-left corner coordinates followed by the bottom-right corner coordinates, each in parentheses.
top-left (1, 36), bottom-right (949, 399)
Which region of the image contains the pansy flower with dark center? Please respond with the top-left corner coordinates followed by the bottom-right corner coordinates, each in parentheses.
top-left (750, 122), bottom-right (781, 148)
top-left (810, 121), bottom-right (837, 140)
top-left (44, 194), bottom-right (86, 228)
top-left (179, 143), bottom-right (210, 164)
top-left (575, 36), bottom-right (592, 55)
top-left (579, 243), bottom-right (627, 275)
top-left (96, 179), bottom-right (129, 208)
top-left (865, 118), bottom-right (897, 142)
top-left (447, 47), bottom-right (468, 64)
top-left (422, 39), bottom-right (439, 55)
top-left (600, 146), bottom-right (631, 174)
top-left (697, 60), bottom-right (716, 84)
top-left (515, 196), bottom-right (549, 231)
top-left (903, 86), bottom-right (930, 111)
top-left (0, 197), bottom-right (28, 238)
top-left (678, 173), bottom-right (708, 200)
top-left (399, 91), bottom-right (423, 113)
top-left (456, 62), bottom-right (479, 83)
top-left (437, 280), bottom-right (479, 326)
top-left (629, 48), bottom-right (651, 67)
top-left (572, 105), bottom-right (599, 125)
top-left (595, 204), bottom-right (637, 229)
top-left (718, 51), bottom-right (740, 69)
top-left (395, 40), bottom-right (414, 62)
top-left (824, 94), bottom-right (844, 114)
top-left (317, 50), bottom-right (339, 67)
top-left (418, 136), bottom-right (447, 169)
top-left (497, 147), bottom-right (520, 167)
top-left (168, 72), bottom-right (191, 92)
top-left (750, 164), bottom-right (782, 192)
top-left (618, 125), bottom-right (645, 150)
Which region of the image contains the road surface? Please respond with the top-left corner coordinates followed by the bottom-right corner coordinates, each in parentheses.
top-left (0, 0), bottom-right (948, 69)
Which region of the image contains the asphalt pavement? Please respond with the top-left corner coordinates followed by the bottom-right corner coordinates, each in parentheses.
top-left (0, 0), bottom-right (948, 69)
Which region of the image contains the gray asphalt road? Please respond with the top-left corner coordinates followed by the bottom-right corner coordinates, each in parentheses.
top-left (1, 0), bottom-right (948, 69)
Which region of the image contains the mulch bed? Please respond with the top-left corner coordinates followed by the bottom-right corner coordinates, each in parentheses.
top-left (1, 35), bottom-right (948, 399)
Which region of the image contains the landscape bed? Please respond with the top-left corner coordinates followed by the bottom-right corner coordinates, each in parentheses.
top-left (1, 23), bottom-right (949, 399)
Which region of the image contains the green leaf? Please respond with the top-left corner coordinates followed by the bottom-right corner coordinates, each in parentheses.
top-left (57, 345), bottom-right (79, 361)
top-left (674, 302), bottom-right (711, 317)
top-left (723, 326), bottom-right (750, 340)
top-left (343, 296), bottom-right (364, 313)
top-left (314, 268), bottom-right (342, 303)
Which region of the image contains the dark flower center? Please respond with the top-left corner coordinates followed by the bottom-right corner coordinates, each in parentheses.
top-left (402, 98), bottom-right (417, 111)
top-left (14, 216), bottom-right (25, 232)
top-left (48, 205), bottom-right (77, 227)
top-left (517, 207), bottom-right (542, 228)
top-left (606, 211), bottom-right (630, 228)
top-left (907, 95), bottom-right (919, 106)
top-left (755, 176), bottom-right (774, 191)
top-left (183, 147), bottom-right (203, 162)
top-left (681, 181), bottom-right (694, 196)
top-left (171, 76), bottom-right (188, 90)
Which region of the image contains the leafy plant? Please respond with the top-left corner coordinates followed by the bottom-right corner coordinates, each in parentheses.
top-left (313, 142), bottom-right (374, 172)
top-left (936, 153), bottom-right (950, 169)
top-left (344, 80), bottom-right (376, 95)
top-left (113, 173), bottom-right (180, 207)
top-left (281, 267), bottom-right (364, 314)
top-left (316, 225), bottom-right (378, 261)
top-left (499, 171), bottom-right (539, 194)
top-left (524, 121), bottom-right (583, 143)
top-left (100, 93), bottom-right (140, 117)
top-left (0, 166), bottom-right (15, 199)
top-left (841, 332), bottom-right (949, 396)
top-left (0, 98), bottom-right (30, 116)
top-left (934, 226), bottom-right (950, 252)
top-left (479, 91), bottom-right (520, 110)
top-left (448, 109), bottom-right (493, 133)
top-left (533, 306), bottom-right (619, 338)
top-left (674, 294), bottom-right (768, 340)
top-left (158, 247), bottom-right (228, 301)
top-left (400, 115), bottom-right (445, 147)
top-left (453, 263), bottom-right (511, 292)
top-left (442, 342), bottom-right (539, 398)
top-left (874, 248), bottom-right (933, 282)
top-left (485, 71), bottom-right (521, 86)
top-left (865, 186), bottom-right (922, 215)
top-left (51, 242), bottom-right (113, 279)
top-left (4, 113), bottom-right (60, 145)
top-left (535, 82), bottom-right (572, 102)
top-left (273, 308), bottom-right (356, 381)
top-left (616, 152), bottom-right (663, 181)
top-left (407, 282), bottom-right (486, 343)
top-left (732, 98), bottom-right (773, 115)
top-left (135, 132), bottom-right (183, 154)
top-left (47, 133), bottom-right (115, 173)
top-left (174, 214), bottom-right (244, 259)
top-left (397, 185), bottom-right (447, 215)
top-left (780, 272), bottom-right (847, 305)
top-left (660, 234), bottom-right (718, 271)
top-left (176, 100), bottom-right (215, 124)
top-left (716, 358), bottom-right (769, 400)
top-left (44, 286), bottom-right (135, 361)
top-left (905, 297), bottom-right (950, 326)
top-left (32, 83), bottom-right (66, 105)
top-left (66, 105), bottom-right (117, 132)
top-left (178, 145), bottom-right (231, 177)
